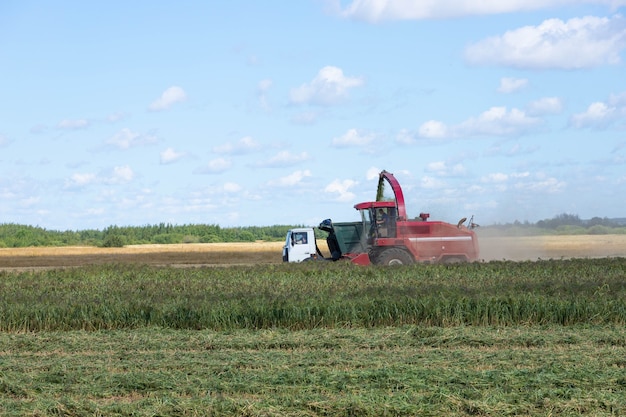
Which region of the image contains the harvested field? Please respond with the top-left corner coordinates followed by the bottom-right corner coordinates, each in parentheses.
top-left (478, 234), bottom-right (626, 261)
top-left (0, 235), bottom-right (624, 270)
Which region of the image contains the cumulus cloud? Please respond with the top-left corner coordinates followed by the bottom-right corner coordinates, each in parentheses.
top-left (106, 165), bottom-right (135, 184)
top-left (479, 171), bottom-right (563, 194)
top-left (418, 120), bottom-right (449, 139)
top-left (267, 170), bottom-right (312, 187)
top-left (195, 158), bottom-right (232, 174)
top-left (459, 107), bottom-right (542, 136)
top-left (334, 0), bottom-right (626, 22)
top-left (481, 172), bottom-right (511, 183)
top-left (212, 136), bottom-right (262, 154)
top-left (515, 176), bottom-right (566, 193)
top-left (64, 172), bottom-right (98, 189)
top-left (290, 66), bottom-right (364, 106)
top-left (420, 176), bottom-right (446, 189)
top-left (106, 128), bottom-right (158, 149)
top-left (570, 91), bottom-right (626, 128)
top-left (160, 147), bottom-right (186, 164)
top-left (527, 97), bottom-right (563, 116)
top-left (331, 128), bottom-right (376, 147)
top-left (425, 161), bottom-right (467, 177)
top-left (366, 167), bottom-right (381, 180)
top-left (222, 182), bottom-right (242, 193)
top-left (417, 106), bottom-right (541, 140)
top-left (148, 86), bottom-right (187, 111)
top-left (324, 178), bottom-right (358, 202)
top-left (570, 102), bottom-right (616, 128)
top-left (465, 15), bottom-right (626, 69)
top-left (63, 165), bottom-right (134, 189)
top-left (498, 77), bottom-right (528, 93)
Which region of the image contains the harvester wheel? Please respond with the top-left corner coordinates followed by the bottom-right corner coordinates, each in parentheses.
top-left (376, 248), bottom-right (414, 265)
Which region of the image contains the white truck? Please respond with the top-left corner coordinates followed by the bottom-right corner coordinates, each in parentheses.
top-left (282, 227), bottom-right (322, 263)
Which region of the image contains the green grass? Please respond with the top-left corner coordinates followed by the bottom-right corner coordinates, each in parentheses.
top-left (1, 326), bottom-right (624, 416)
top-left (1, 258), bottom-right (625, 415)
top-left (1, 258), bottom-right (625, 331)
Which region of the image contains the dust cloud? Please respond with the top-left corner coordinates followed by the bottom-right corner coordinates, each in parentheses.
top-left (476, 232), bottom-right (626, 261)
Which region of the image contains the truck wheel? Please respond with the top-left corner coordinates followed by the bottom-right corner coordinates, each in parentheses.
top-left (376, 248), bottom-right (414, 265)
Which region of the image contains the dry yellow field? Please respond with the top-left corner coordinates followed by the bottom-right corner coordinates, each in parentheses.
top-left (478, 234), bottom-right (626, 261)
top-left (0, 235), bottom-right (624, 270)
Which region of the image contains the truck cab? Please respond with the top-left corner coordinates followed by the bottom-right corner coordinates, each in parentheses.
top-left (282, 228), bottom-right (318, 262)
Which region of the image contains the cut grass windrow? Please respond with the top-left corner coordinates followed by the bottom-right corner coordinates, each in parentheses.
top-left (1, 326), bottom-right (624, 416)
top-left (1, 258), bottom-right (625, 331)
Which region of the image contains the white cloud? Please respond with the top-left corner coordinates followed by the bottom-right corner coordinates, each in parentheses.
top-left (426, 161), bottom-right (466, 177)
top-left (458, 107), bottom-right (542, 136)
top-left (289, 66), bottom-right (364, 106)
top-left (570, 92), bottom-right (626, 128)
top-left (196, 158), bottom-right (232, 174)
top-left (366, 167), bottom-right (381, 180)
top-left (58, 119), bottom-right (89, 129)
top-left (498, 77), bottom-right (528, 93)
top-left (63, 166), bottom-right (134, 189)
top-left (515, 176), bottom-right (566, 193)
top-left (222, 182), bottom-right (242, 193)
top-left (418, 106), bottom-right (541, 139)
top-left (106, 128), bottom-right (158, 149)
top-left (420, 176), bottom-right (445, 189)
top-left (482, 173), bottom-right (509, 183)
top-left (212, 136), bottom-right (262, 154)
top-left (160, 147), bottom-right (186, 164)
top-left (527, 97), bottom-right (563, 116)
top-left (148, 86), bottom-right (187, 111)
top-left (331, 128), bottom-right (375, 147)
top-left (258, 151), bottom-right (310, 168)
top-left (324, 178), bottom-right (357, 202)
top-left (0, 134), bottom-right (9, 147)
top-left (335, 0), bottom-right (626, 22)
top-left (107, 165), bottom-right (135, 184)
top-left (465, 15), bottom-right (626, 69)
top-left (418, 120), bottom-right (449, 139)
top-left (64, 172), bottom-right (97, 189)
top-left (267, 170), bottom-right (312, 187)
top-left (570, 102), bottom-right (616, 128)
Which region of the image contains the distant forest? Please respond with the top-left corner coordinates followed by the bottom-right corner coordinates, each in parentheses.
top-left (1, 213), bottom-right (625, 248)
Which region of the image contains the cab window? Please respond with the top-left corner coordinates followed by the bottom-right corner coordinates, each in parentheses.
top-left (294, 232), bottom-right (308, 244)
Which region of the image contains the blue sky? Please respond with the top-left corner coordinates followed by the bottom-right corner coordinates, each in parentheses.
top-left (1, 1), bottom-right (625, 230)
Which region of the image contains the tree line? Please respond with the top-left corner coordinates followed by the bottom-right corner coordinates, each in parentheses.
top-left (1, 213), bottom-right (625, 248)
top-left (0, 223), bottom-right (301, 248)
top-left (481, 213), bottom-right (626, 236)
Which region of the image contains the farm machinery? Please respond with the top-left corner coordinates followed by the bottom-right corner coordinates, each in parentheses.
top-left (283, 170), bottom-right (479, 265)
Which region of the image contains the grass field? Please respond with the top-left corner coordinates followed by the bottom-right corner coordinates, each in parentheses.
top-left (1, 236), bottom-right (625, 416)
top-left (2, 325), bottom-right (624, 416)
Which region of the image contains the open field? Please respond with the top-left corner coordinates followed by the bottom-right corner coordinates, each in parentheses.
top-left (1, 234), bottom-right (625, 270)
top-left (1, 238), bottom-right (625, 416)
top-left (2, 325), bottom-right (624, 416)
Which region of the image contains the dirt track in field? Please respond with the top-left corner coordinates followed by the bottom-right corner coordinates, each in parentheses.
top-left (0, 235), bottom-right (625, 271)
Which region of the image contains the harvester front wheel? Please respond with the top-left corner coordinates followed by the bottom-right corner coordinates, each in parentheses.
top-left (376, 248), bottom-right (414, 265)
